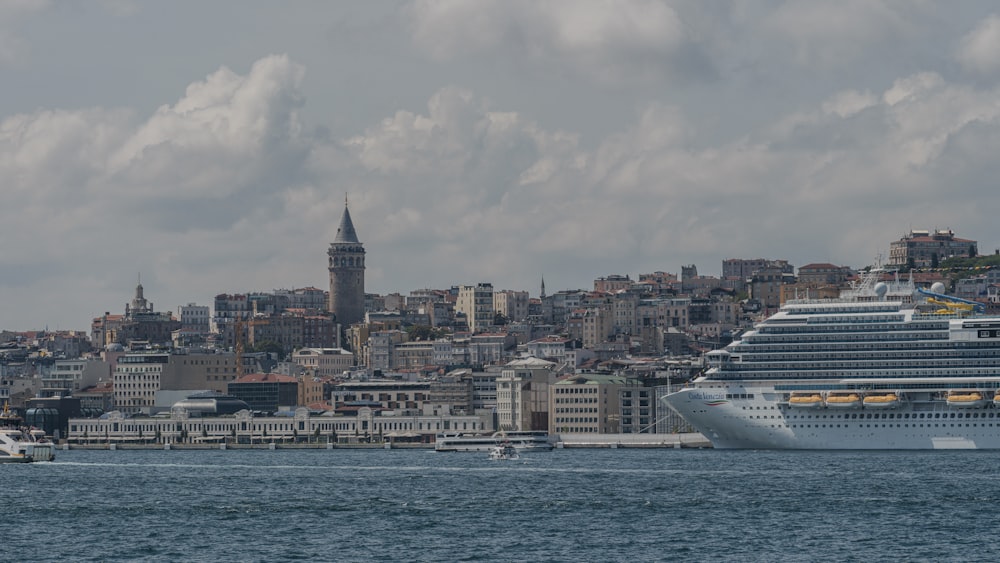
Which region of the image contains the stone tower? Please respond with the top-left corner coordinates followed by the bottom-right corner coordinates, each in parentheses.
top-left (327, 200), bottom-right (366, 326)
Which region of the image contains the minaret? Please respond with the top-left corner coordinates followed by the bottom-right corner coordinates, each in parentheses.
top-left (540, 276), bottom-right (546, 299)
top-left (327, 197), bottom-right (366, 326)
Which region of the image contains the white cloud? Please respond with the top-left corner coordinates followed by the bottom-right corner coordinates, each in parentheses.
top-left (407, 0), bottom-right (690, 83)
top-left (957, 14), bottom-right (1000, 75)
top-left (7, 3), bottom-right (1000, 331)
top-left (763, 0), bottom-right (917, 67)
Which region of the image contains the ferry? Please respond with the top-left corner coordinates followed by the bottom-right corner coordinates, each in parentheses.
top-left (434, 430), bottom-right (554, 452)
top-left (662, 268), bottom-right (1000, 449)
top-left (0, 403), bottom-right (55, 463)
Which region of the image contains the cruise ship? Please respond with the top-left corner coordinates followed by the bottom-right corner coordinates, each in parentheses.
top-left (662, 268), bottom-right (1000, 449)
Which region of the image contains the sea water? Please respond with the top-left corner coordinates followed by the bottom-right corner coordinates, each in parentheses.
top-left (8, 448), bottom-right (1000, 562)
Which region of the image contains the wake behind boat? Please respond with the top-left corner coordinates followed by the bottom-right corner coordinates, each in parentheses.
top-left (0, 402), bottom-right (55, 463)
top-left (663, 268), bottom-right (1000, 450)
top-left (488, 442), bottom-right (520, 460)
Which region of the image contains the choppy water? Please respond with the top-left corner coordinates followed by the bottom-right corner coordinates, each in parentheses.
top-left (8, 448), bottom-right (1000, 562)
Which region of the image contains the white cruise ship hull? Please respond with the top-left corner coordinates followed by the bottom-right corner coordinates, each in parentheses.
top-left (664, 383), bottom-right (1000, 450)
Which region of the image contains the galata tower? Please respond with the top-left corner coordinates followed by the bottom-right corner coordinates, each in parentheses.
top-left (327, 199), bottom-right (365, 326)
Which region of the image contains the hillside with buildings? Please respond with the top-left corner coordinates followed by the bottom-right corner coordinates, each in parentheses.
top-left (3, 222), bottom-right (999, 445)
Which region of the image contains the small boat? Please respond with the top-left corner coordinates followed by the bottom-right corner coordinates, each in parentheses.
top-left (0, 402), bottom-right (55, 463)
top-left (488, 442), bottom-right (519, 461)
top-left (825, 393), bottom-right (862, 408)
top-left (863, 393), bottom-right (900, 409)
top-left (788, 393), bottom-right (824, 408)
top-left (947, 391), bottom-right (988, 408)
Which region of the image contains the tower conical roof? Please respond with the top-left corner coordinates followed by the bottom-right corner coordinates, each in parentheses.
top-left (334, 204), bottom-right (360, 244)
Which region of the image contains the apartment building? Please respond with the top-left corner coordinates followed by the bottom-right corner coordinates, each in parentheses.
top-left (456, 283), bottom-right (495, 333)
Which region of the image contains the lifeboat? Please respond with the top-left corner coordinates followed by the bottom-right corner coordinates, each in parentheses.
top-left (788, 393), bottom-right (824, 408)
top-left (947, 391), bottom-right (988, 408)
top-left (994, 392), bottom-right (1000, 407)
top-left (825, 393), bottom-right (862, 408)
top-left (863, 393), bottom-right (900, 409)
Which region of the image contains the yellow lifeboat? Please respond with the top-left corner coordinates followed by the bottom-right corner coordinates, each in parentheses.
top-left (863, 393), bottom-right (900, 409)
top-left (788, 392), bottom-right (824, 408)
top-left (947, 391), bottom-right (988, 408)
top-left (825, 392), bottom-right (862, 408)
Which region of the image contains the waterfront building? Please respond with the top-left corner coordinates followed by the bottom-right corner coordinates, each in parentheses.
top-left (329, 380), bottom-right (475, 418)
top-left (228, 373), bottom-right (299, 412)
top-left (113, 352), bottom-right (238, 415)
top-left (328, 200), bottom-right (366, 327)
top-left (496, 357), bottom-right (556, 431)
top-left (43, 358), bottom-right (111, 394)
top-left (549, 373), bottom-right (638, 434)
top-left (66, 406), bottom-right (486, 445)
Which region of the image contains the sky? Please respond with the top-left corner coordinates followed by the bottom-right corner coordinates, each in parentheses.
top-left (4, 1), bottom-right (1000, 331)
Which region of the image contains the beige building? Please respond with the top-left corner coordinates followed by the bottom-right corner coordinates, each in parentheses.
top-left (113, 352), bottom-right (238, 414)
top-left (291, 348), bottom-right (354, 378)
top-left (496, 357), bottom-right (556, 431)
top-left (889, 229), bottom-right (977, 268)
top-left (581, 306), bottom-right (613, 349)
top-left (456, 283), bottom-right (494, 333)
top-left (550, 374), bottom-right (637, 434)
top-left (493, 289), bottom-right (529, 323)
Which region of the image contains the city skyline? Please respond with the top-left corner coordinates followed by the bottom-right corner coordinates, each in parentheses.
top-left (4, 3), bottom-right (1000, 330)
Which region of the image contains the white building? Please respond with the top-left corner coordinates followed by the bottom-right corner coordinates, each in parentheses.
top-left (291, 348), bottom-right (354, 377)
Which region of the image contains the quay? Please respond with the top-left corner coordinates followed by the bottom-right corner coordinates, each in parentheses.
top-left (556, 432), bottom-right (711, 449)
top-left (59, 432), bottom-right (710, 451)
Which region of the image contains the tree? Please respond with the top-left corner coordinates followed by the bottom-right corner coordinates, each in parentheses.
top-left (406, 325), bottom-right (447, 341)
top-left (931, 253), bottom-right (939, 269)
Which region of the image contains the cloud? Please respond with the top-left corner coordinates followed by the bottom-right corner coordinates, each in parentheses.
top-left (9, 38), bottom-right (1000, 330)
top-left (0, 0), bottom-right (50, 65)
top-left (407, 0), bottom-right (694, 83)
top-left (0, 54), bottom-right (318, 326)
top-left (761, 0), bottom-right (918, 67)
top-left (957, 14), bottom-right (1000, 75)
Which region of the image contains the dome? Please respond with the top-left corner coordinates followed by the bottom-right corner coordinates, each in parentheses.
top-left (874, 282), bottom-right (888, 298)
top-left (931, 282), bottom-right (946, 294)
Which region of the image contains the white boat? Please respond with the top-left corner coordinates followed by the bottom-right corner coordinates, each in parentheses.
top-left (662, 268), bottom-right (1000, 449)
top-left (488, 443), bottom-right (520, 460)
top-left (435, 430), bottom-right (553, 452)
top-left (0, 403), bottom-right (55, 463)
